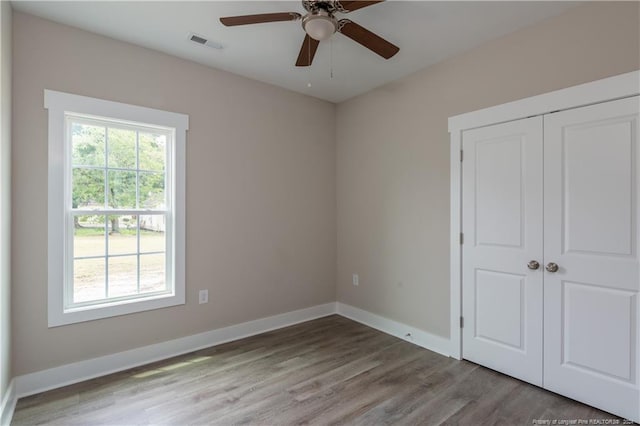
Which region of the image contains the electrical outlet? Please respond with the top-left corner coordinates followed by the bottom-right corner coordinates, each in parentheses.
top-left (199, 289), bottom-right (209, 304)
top-left (352, 274), bottom-right (359, 286)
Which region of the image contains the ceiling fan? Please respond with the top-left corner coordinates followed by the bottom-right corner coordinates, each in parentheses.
top-left (219, 0), bottom-right (399, 67)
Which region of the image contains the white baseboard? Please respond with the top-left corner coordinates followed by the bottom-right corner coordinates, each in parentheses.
top-left (336, 302), bottom-right (451, 357)
top-left (13, 301), bottom-right (451, 403)
top-left (15, 302), bottom-right (337, 398)
top-left (0, 379), bottom-right (16, 426)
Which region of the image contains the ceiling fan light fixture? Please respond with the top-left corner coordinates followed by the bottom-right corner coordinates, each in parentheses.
top-left (302, 11), bottom-right (337, 41)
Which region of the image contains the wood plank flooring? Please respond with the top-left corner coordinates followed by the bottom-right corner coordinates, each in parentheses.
top-left (12, 315), bottom-right (622, 425)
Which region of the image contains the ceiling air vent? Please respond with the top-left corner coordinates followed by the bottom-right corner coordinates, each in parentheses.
top-left (188, 33), bottom-right (223, 50)
top-left (190, 34), bottom-right (208, 45)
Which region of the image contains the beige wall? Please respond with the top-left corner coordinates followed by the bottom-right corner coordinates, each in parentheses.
top-left (1, 0), bottom-right (12, 405)
top-left (336, 2), bottom-right (640, 338)
top-left (12, 12), bottom-right (336, 376)
top-left (9, 1), bottom-right (640, 378)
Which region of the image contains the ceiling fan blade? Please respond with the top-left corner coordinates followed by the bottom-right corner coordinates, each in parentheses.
top-left (336, 1), bottom-right (384, 13)
top-left (338, 19), bottom-right (399, 59)
top-left (295, 35), bottom-right (320, 67)
top-left (220, 12), bottom-right (301, 27)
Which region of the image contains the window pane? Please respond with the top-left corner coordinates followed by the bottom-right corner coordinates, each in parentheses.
top-left (139, 133), bottom-right (166, 172)
top-left (139, 172), bottom-right (165, 209)
top-left (108, 170), bottom-right (136, 209)
top-left (74, 215), bottom-right (105, 258)
top-left (108, 255), bottom-right (138, 298)
top-left (72, 122), bottom-right (105, 167)
top-left (73, 257), bottom-right (106, 303)
top-left (140, 215), bottom-right (165, 253)
top-left (108, 215), bottom-right (137, 255)
top-left (140, 253), bottom-right (166, 293)
top-left (107, 128), bottom-right (136, 169)
top-left (73, 168), bottom-right (105, 209)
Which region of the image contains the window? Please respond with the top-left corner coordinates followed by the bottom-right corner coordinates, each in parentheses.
top-left (46, 90), bottom-right (187, 326)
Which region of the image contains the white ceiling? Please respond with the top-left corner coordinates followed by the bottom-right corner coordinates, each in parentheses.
top-left (11, 1), bottom-right (579, 103)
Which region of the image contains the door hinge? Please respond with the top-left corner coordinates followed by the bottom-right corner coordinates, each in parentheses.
top-left (460, 233), bottom-right (464, 245)
top-left (460, 316), bottom-right (464, 328)
top-left (460, 150), bottom-right (464, 162)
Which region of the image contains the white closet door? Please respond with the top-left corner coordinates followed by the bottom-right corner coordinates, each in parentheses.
top-left (544, 97), bottom-right (640, 422)
top-left (462, 116), bottom-right (544, 385)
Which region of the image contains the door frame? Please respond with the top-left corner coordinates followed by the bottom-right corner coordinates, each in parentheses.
top-left (448, 70), bottom-right (640, 360)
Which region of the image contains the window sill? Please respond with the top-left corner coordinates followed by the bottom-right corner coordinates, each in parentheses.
top-left (49, 291), bottom-right (185, 327)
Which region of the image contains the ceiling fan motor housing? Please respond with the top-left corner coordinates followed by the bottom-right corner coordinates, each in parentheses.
top-left (302, 1), bottom-right (340, 14)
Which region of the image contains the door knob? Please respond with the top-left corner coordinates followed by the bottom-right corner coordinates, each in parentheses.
top-left (527, 260), bottom-right (540, 270)
top-left (545, 262), bottom-right (559, 273)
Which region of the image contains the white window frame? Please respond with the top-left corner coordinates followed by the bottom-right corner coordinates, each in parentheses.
top-left (45, 90), bottom-right (188, 327)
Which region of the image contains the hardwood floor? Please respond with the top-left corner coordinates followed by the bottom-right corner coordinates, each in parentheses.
top-left (12, 315), bottom-right (621, 425)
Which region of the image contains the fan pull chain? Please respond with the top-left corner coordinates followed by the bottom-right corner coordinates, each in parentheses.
top-left (330, 37), bottom-right (334, 79)
top-left (307, 36), bottom-right (312, 88)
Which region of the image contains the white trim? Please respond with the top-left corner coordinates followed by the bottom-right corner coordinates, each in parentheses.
top-left (449, 70), bottom-right (640, 363)
top-left (44, 90), bottom-right (188, 131)
top-left (12, 302), bottom-right (456, 399)
top-left (448, 70), bottom-right (640, 132)
top-left (15, 303), bottom-right (337, 398)
top-left (0, 380), bottom-right (16, 426)
top-left (336, 302), bottom-right (450, 357)
top-left (449, 130), bottom-right (462, 360)
top-left (45, 89), bottom-right (189, 327)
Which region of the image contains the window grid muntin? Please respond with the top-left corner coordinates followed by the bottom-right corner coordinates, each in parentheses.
top-left (134, 131), bottom-right (140, 294)
top-left (71, 164), bottom-right (164, 173)
top-left (65, 113), bottom-right (173, 311)
top-left (74, 251), bottom-right (165, 261)
top-left (136, 214), bottom-right (141, 294)
top-left (104, 128), bottom-right (109, 298)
